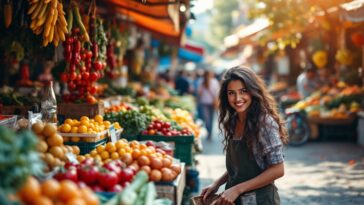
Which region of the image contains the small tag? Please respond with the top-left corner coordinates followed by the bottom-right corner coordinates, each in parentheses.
top-left (109, 124), bottom-right (117, 143)
top-left (65, 152), bottom-right (78, 164)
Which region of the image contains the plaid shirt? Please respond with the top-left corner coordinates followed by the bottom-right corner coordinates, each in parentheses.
top-left (252, 116), bottom-right (285, 170)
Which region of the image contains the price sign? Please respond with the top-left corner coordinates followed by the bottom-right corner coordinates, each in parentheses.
top-left (65, 152), bottom-right (78, 164)
top-left (109, 124), bottom-right (117, 143)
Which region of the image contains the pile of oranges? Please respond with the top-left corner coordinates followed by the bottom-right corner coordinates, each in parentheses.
top-left (83, 139), bottom-right (182, 182)
top-left (32, 122), bottom-right (80, 172)
top-left (18, 177), bottom-right (99, 205)
top-left (58, 115), bottom-right (122, 143)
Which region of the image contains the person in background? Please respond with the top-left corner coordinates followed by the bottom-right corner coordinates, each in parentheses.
top-left (174, 70), bottom-right (190, 95)
top-left (296, 63), bottom-right (321, 99)
top-left (38, 60), bottom-right (54, 84)
top-left (197, 70), bottom-right (220, 141)
top-left (200, 66), bottom-right (287, 205)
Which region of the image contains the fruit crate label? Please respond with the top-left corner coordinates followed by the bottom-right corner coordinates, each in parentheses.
top-left (65, 152), bottom-right (78, 164)
top-left (109, 124), bottom-right (117, 143)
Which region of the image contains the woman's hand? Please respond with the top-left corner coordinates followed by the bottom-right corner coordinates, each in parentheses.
top-left (200, 182), bottom-right (219, 203)
top-left (216, 186), bottom-right (241, 205)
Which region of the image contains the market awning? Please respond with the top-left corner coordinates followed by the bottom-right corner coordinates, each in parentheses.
top-left (224, 19), bottom-right (270, 48)
top-left (340, 0), bottom-right (364, 22)
top-left (100, 0), bottom-right (187, 44)
top-left (178, 41), bottom-right (204, 62)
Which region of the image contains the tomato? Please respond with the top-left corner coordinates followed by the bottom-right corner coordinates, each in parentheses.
top-left (68, 82), bottom-right (76, 91)
top-left (93, 61), bottom-right (103, 71)
top-left (82, 72), bottom-right (89, 81)
top-left (74, 41), bottom-right (81, 52)
top-left (89, 72), bottom-right (99, 82)
top-left (54, 167), bottom-right (78, 182)
top-left (98, 171), bottom-right (118, 189)
top-left (119, 168), bottom-right (134, 183)
top-left (103, 162), bottom-right (122, 177)
top-left (89, 86), bottom-right (97, 95)
top-left (60, 72), bottom-right (68, 82)
top-left (146, 140), bottom-right (155, 148)
top-left (64, 161), bottom-right (78, 170)
top-left (86, 51), bottom-right (93, 59)
top-left (69, 71), bottom-right (77, 81)
top-left (79, 66), bottom-right (86, 73)
top-left (78, 166), bottom-right (99, 185)
top-left (69, 63), bottom-right (76, 72)
top-left (154, 123), bottom-right (162, 130)
top-left (163, 122), bottom-right (171, 129)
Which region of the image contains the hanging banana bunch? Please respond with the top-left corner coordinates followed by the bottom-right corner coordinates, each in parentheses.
top-left (27, 0), bottom-right (68, 47)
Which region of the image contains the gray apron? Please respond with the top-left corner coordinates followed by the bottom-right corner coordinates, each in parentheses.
top-left (225, 138), bottom-right (280, 205)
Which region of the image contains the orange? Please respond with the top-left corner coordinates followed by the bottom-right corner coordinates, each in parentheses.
top-left (96, 145), bottom-right (105, 153)
top-left (47, 134), bottom-right (64, 147)
top-left (115, 140), bottom-right (125, 149)
top-left (72, 146), bottom-right (80, 155)
top-left (90, 150), bottom-right (98, 157)
top-left (118, 148), bottom-right (126, 156)
top-left (132, 149), bottom-right (142, 159)
top-left (80, 116), bottom-right (89, 121)
top-left (94, 115), bottom-right (103, 123)
top-left (49, 146), bottom-right (64, 159)
top-left (71, 137), bottom-right (81, 142)
top-left (80, 188), bottom-right (99, 205)
top-left (80, 120), bottom-right (90, 127)
top-left (71, 126), bottom-right (79, 133)
top-left (100, 151), bottom-right (110, 160)
top-left (66, 197), bottom-right (86, 205)
top-left (77, 155), bottom-right (86, 163)
top-left (111, 152), bottom-right (119, 160)
top-left (64, 118), bottom-right (74, 126)
top-left (18, 177), bottom-right (41, 203)
top-left (58, 180), bottom-right (81, 202)
top-left (41, 179), bottom-right (60, 199)
top-left (33, 196), bottom-right (53, 205)
top-left (78, 125), bottom-right (87, 133)
top-left (43, 123), bottom-right (57, 137)
top-left (103, 121), bottom-right (111, 128)
top-left (105, 142), bottom-right (116, 153)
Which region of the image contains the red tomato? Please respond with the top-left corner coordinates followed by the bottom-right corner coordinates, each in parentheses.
top-left (119, 168), bottom-right (134, 183)
top-left (93, 61), bottom-right (103, 71)
top-left (54, 167), bottom-right (78, 182)
top-left (78, 166), bottom-right (99, 185)
top-left (99, 171), bottom-right (118, 189)
top-left (82, 72), bottom-right (90, 81)
top-left (60, 73), bottom-right (68, 82)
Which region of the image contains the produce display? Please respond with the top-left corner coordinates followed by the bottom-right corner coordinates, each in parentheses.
top-left (32, 122), bottom-right (80, 171)
top-left (104, 109), bottom-right (151, 136)
top-left (58, 115), bottom-right (121, 142)
top-left (164, 108), bottom-right (200, 137)
top-left (17, 177), bottom-right (99, 205)
top-left (84, 139), bottom-right (182, 182)
top-left (0, 126), bottom-right (43, 195)
top-left (54, 158), bottom-right (135, 192)
top-left (142, 119), bottom-right (192, 136)
top-left (290, 83), bottom-right (363, 119)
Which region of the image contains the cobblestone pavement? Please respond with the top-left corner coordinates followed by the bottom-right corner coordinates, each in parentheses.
top-left (195, 136), bottom-right (364, 205)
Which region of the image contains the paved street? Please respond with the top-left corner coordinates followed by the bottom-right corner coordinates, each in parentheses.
top-left (194, 132), bottom-right (364, 205)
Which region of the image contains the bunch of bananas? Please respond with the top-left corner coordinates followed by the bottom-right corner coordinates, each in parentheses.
top-left (27, 0), bottom-right (68, 47)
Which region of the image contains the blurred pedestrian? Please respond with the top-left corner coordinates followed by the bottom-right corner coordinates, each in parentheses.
top-left (200, 66), bottom-right (287, 205)
top-left (175, 70), bottom-right (190, 95)
top-left (197, 70), bottom-right (220, 141)
top-left (296, 63), bottom-right (321, 99)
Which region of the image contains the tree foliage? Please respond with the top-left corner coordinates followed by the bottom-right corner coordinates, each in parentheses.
top-left (209, 0), bottom-right (239, 47)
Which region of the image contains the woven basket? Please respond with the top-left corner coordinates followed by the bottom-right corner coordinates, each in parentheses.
top-left (190, 195), bottom-right (219, 205)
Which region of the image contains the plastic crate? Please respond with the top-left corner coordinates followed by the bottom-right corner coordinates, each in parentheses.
top-left (0, 115), bottom-right (17, 128)
top-left (139, 135), bottom-right (194, 165)
top-left (64, 137), bottom-right (108, 155)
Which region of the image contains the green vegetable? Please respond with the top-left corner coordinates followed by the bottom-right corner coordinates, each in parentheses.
top-left (0, 126), bottom-right (44, 197)
top-left (120, 171), bottom-right (149, 205)
top-left (145, 182), bottom-right (157, 205)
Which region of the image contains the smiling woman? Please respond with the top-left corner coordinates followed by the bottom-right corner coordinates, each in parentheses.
top-left (200, 66), bottom-right (288, 205)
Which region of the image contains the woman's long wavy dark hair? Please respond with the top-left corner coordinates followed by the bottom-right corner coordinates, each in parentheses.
top-left (218, 66), bottom-right (288, 152)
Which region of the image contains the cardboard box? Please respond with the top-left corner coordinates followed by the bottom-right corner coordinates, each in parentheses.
top-left (58, 102), bottom-right (104, 119)
top-left (155, 163), bottom-right (186, 205)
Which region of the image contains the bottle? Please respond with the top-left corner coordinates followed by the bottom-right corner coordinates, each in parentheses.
top-left (41, 81), bottom-right (57, 124)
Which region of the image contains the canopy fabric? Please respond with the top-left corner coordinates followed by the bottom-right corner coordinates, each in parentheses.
top-left (340, 0), bottom-right (364, 22)
top-left (101, 0), bottom-right (184, 44)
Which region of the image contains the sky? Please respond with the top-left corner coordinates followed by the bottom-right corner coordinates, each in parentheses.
top-left (190, 0), bottom-right (214, 14)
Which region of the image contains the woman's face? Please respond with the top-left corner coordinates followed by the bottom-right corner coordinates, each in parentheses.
top-left (227, 80), bottom-right (252, 114)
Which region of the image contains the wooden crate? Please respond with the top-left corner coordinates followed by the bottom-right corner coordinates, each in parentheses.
top-left (155, 163), bottom-right (186, 205)
top-left (0, 105), bottom-right (32, 116)
top-left (58, 102), bottom-right (104, 120)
